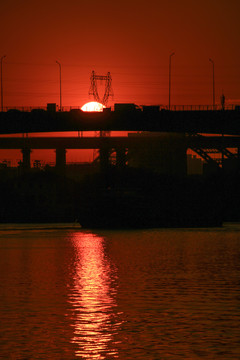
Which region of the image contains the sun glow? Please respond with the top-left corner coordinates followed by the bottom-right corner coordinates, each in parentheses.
top-left (81, 101), bottom-right (105, 112)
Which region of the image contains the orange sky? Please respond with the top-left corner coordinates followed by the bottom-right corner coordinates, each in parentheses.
top-left (1, 0), bottom-right (240, 108)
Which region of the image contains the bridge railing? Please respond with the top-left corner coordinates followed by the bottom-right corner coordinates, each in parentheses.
top-left (168, 104), bottom-right (238, 111)
top-left (0, 105), bottom-right (85, 112)
top-left (2, 106), bottom-right (48, 112)
top-left (0, 104), bottom-right (239, 112)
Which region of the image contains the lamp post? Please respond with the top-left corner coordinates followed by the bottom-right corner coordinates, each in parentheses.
top-left (1, 55), bottom-right (6, 112)
top-left (56, 60), bottom-right (62, 111)
top-left (209, 58), bottom-right (215, 109)
top-left (169, 52), bottom-right (175, 110)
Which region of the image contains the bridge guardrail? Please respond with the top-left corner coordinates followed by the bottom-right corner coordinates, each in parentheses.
top-left (168, 104), bottom-right (237, 111)
top-left (0, 104), bottom-right (239, 112)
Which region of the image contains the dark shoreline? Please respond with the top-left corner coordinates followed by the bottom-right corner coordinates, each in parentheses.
top-left (0, 167), bottom-right (239, 226)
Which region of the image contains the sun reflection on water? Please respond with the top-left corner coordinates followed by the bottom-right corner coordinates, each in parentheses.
top-left (68, 232), bottom-right (121, 359)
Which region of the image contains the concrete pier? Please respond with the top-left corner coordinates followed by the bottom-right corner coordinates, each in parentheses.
top-left (116, 147), bottom-right (127, 168)
top-left (21, 147), bottom-right (31, 170)
top-left (55, 147), bottom-right (66, 173)
top-left (99, 145), bottom-right (110, 172)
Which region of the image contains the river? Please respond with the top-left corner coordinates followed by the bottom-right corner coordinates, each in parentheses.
top-left (0, 223), bottom-right (239, 359)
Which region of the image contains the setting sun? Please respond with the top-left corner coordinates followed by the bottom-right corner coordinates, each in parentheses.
top-left (81, 102), bottom-right (105, 112)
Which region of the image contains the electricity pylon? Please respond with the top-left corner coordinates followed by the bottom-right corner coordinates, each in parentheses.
top-left (89, 70), bottom-right (113, 106)
top-left (89, 71), bottom-right (114, 160)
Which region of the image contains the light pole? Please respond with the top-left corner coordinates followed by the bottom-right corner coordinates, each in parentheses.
top-left (56, 60), bottom-right (62, 111)
top-left (169, 52), bottom-right (175, 110)
top-left (1, 55), bottom-right (6, 112)
top-left (209, 58), bottom-right (215, 109)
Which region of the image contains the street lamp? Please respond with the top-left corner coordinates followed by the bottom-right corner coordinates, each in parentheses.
top-left (1, 55), bottom-right (6, 112)
top-left (56, 60), bottom-right (62, 111)
top-left (169, 52), bottom-right (175, 110)
top-left (209, 58), bottom-right (215, 109)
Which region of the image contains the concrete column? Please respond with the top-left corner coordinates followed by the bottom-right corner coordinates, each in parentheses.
top-left (21, 147), bottom-right (31, 170)
top-left (116, 147), bottom-right (127, 168)
top-left (99, 146), bottom-right (110, 172)
top-left (55, 147), bottom-right (66, 174)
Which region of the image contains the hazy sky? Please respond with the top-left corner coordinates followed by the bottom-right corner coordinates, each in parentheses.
top-left (1, 0), bottom-right (240, 107)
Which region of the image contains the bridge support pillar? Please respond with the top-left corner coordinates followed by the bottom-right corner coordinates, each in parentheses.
top-left (99, 145), bottom-right (111, 188)
top-left (99, 146), bottom-right (110, 172)
top-left (116, 147), bottom-right (127, 168)
top-left (21, 147), bottom-right (31, 171)
top-left (55, 148), bottom-right (66, 174)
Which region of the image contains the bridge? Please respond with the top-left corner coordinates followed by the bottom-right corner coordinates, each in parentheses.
top-left (0, 105), bottom-right (240, 135)
top-left (0, 134), bottom-right (240, 172)
top-left (1, 134), bottom-right (240, 149)
top-left (1, 105), bottom-right (240, 173)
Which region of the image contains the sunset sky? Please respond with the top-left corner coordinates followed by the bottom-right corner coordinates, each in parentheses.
top-left (1, 0), bottom-right (240, 109)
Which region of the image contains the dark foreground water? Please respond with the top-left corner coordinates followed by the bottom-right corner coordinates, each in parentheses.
top-left (0, 224), bottom-right (240, 359)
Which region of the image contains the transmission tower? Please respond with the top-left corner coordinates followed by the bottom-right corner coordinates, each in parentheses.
top-left (89, 71), bottom-right (113, 160)
top-left (89, 70), bottom-right (113, 106)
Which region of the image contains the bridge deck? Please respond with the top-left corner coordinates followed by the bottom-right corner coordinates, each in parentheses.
top-left (0, 109), bottom-right (240, 135)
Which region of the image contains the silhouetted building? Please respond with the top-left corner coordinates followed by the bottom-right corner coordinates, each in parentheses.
top-left (128, 132), bottom-right (187, 176)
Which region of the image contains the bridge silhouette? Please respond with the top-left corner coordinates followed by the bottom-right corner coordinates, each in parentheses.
top-left (1, 106), bottom-right (240, 225)
top-left (0, 106), bottom-right (240, 135)
top-left (0, 106), bottom-right (240, 172)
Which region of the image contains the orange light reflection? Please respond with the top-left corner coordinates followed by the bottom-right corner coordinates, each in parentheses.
top-left (69, 232), bottom-right (121, 359)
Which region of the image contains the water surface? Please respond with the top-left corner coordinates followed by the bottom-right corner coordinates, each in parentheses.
top-left (0, 224), bottom-right (240, 359)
